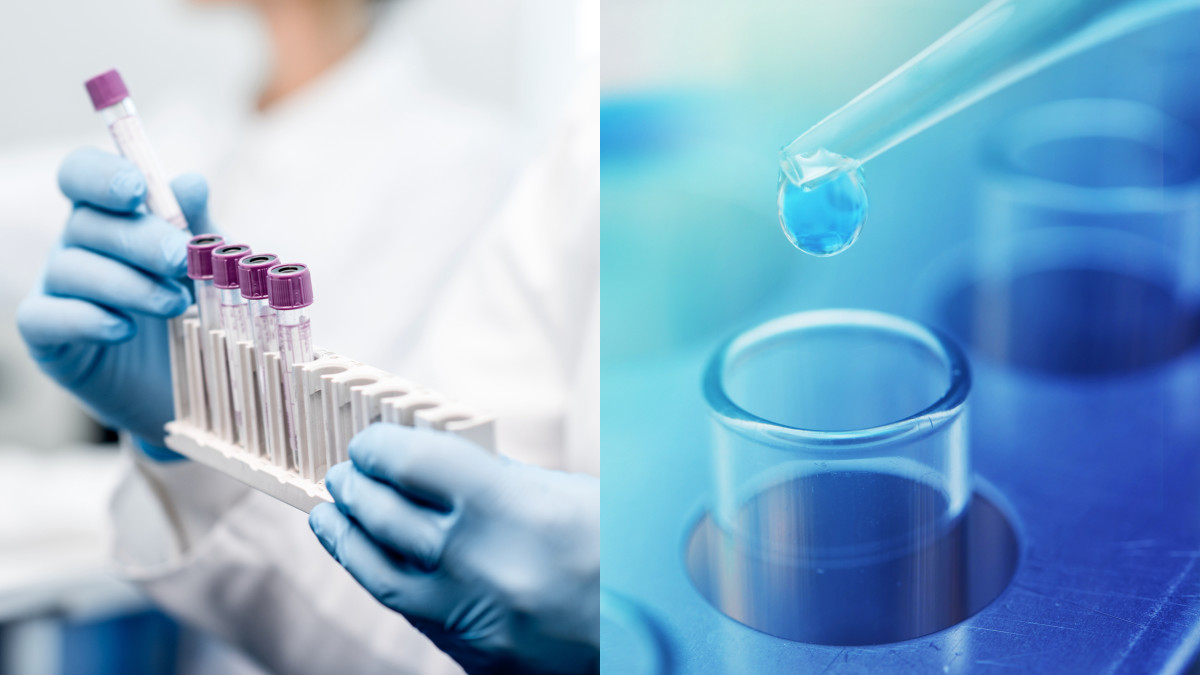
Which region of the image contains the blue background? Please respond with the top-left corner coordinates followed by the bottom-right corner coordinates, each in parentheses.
top-left (601, 5), bottom-right (1200, 672)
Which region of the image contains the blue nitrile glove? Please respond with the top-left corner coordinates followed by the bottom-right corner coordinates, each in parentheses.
top-left (16, 147), bottom-right (215, 457)
top-left (310, 424), bottom-right (600, 675)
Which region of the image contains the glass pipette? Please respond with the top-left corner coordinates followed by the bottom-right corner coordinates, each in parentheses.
top-left (268, 264), bottom-right (315, 472)
top-left (779, 0), bottom-right (1199, 256)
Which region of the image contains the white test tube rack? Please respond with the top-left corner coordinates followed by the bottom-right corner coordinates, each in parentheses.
top-left (163, 307), bottom-right (496, 512)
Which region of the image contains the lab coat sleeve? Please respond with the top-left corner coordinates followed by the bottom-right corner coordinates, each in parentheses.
top-left (561, 74), bottom-right (600, 477)
top-left (109, 443), bottom-right (465, 675)
top-left (565, 287), bottom-right (599, 476)
top-left (386, 63), bottom-right (601, 475)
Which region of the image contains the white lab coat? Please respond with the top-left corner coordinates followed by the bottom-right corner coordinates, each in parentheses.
top-left (2, 1), bottom-right (598, 672)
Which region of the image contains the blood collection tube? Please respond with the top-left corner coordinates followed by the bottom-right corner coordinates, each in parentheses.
top-left (87, 69), bottom-right (192, 427)
top-left (85, 69), bottom-right (187, 229)
top-left (268, 264), bottom-right (315, 469)
top-left (187, 235), bottom-right (225, 334)
top-left (213, 245), bottom-right (253, 443)
top-left (238, 254), bottom-right (281, 382)
top-left (238, 254), bottom-right (280, 458)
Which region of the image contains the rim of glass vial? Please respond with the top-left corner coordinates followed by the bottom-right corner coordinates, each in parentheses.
top-left (703, 309), bottom-right (970, 452)
top-left (981, 97), bottom-right (1200, 212)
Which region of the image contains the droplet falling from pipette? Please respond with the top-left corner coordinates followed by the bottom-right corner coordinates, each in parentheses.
top-left (777, 149), bottom-right (868, 256)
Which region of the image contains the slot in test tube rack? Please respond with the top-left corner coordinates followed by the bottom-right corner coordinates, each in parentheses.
top-left (80, 69), bottom-right (490, 514)
top-left (163, 309), bottom-right (496, 513)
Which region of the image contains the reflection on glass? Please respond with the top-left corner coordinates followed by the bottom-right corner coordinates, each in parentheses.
top-left (694, 310), bottom-right (974, 645)
top-left (944, 98), bottom-right (1200, 375)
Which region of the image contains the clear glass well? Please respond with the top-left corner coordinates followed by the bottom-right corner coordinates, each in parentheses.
top-left (697, 309), bottom-right (973, 645)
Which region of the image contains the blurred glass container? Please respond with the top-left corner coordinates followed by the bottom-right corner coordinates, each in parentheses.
top-left (690, 309), bottom-right (973, 645)
top-left (938, 98), bottom-right (1200, 375)
top-left (909, 97), bottom-right (1200, 621)
top-left (981, 98), bottom-right (1200, 252)
top-left (1127, 13), bottom-right (1200, 127)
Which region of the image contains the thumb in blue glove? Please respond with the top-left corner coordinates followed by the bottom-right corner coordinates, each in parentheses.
top-left (16, 147), bottom-right (216, 454)
top-left (310, 424), bottom-right (600, 675)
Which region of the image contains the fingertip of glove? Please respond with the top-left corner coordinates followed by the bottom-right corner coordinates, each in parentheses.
top-left (348, 422), bottom-right (408, 464)
top-left (171, 172), bottom-right (208, 207)
top-left (309, 502), bottom-right (329, 530)
top-left (309, 503), bottom-right (340, 556)
top-left (171, 171), bottom-right (207, 192)
top-left (161, 231), bottom-right (191, 276)
top-left (159, 287), bottom-right (192, 317)
top-left (323, 462), bottom-right (351, 497)
top-left (103, 315), bottom-right (136, 342)
top-left (109, 169), bottom-right (146, 209)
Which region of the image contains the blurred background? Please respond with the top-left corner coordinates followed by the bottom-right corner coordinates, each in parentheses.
top-left (0, 0), bottom-right (586, 672)
top-left (601, 0), bottom-right (1200, 672)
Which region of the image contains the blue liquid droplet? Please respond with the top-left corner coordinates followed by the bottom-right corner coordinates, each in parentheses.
top-left (777, 156), bottom-right (868, 257)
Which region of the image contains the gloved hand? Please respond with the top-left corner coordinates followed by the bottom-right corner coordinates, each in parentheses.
top-left (310, 424), bottom-right (600, 675)
top-left (16, 147), bottom-right (214, 454)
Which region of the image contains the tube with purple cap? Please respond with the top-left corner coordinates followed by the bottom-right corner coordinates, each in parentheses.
top-left (213, 245), bottom-right (253, 443)
top-left (88, 69), bottom-right (193, 428)
top-left (85, 69), bottom-right (187, 229)
top-left (187, 234), bottom-right (225, 437)
top-left (238, 253), bottom-right (281, 458)
top-left (269, 264), bottom-right (314, 470)
top-left (187, 235), bottom-right (225, 334)
top-left (238, 254), bottom-right (281, 382)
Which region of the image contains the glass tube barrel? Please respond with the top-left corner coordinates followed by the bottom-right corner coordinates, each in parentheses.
top-left (87, 69), bottom-right (188, 230)
top-left (238, 254), bottom-right (280, 459)
top-left (213, 245), bottom-right (254, 444)
top-left (699, 309), bottom-right (971, 645)
top-left (268, 264), bottom-right (315, 471)
top-left (943, 98), bottom-right (1200, 375)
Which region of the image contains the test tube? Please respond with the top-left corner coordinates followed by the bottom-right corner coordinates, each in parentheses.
top-left (85, 69), bottom-right (188, 230)
top-left (186, 235), bottom-right (226, 436)
top-left (87, 69), bottom-right (192, 425)
top-left (690, 310), bottom-right (972, 645)
top-left (268, 264), bottom-right (314, 470)
top-left (212, 245), bottom-right (254, 444)
top-left (238, 254), bottom-right (280, 458)
top-left (186, 235), bottom-right (225, 334)
top-left (917, 98), bottom-right (1200, 381)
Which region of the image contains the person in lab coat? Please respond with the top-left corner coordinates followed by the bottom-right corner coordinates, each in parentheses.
top-left (12, 0), bottom-right (598, 672)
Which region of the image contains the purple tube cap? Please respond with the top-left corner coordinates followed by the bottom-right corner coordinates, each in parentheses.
top-left (85, 69), bottom-right (129, 110)
top-left (237, 254), bottom-right (278, 300)
top-left (186, 234), bottom-right (225, 280)
top-left (267, 264), bottom-right (314, 310)
top-left (212, 245), bottom-right (253, 289)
